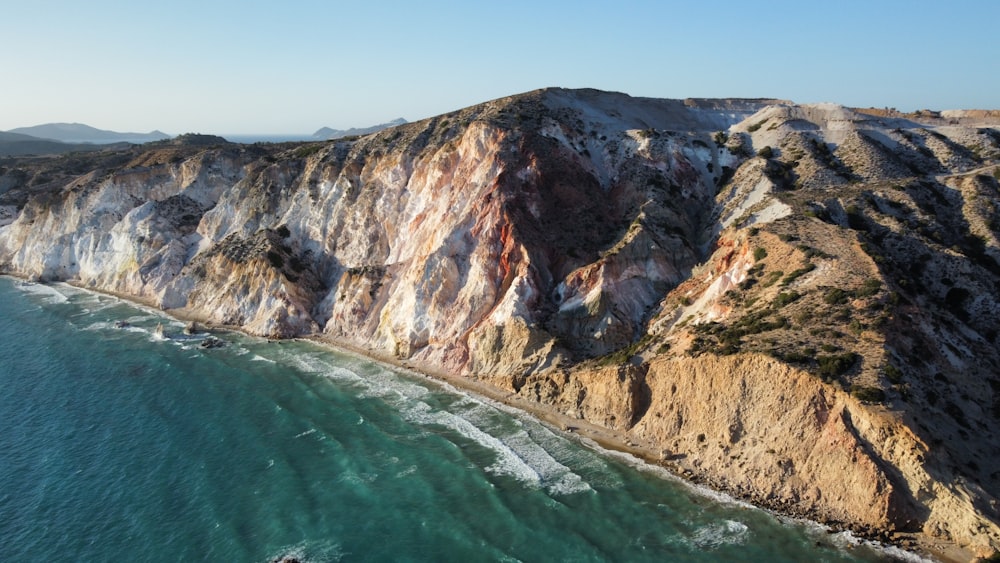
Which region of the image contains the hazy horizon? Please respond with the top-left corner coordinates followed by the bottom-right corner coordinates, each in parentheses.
top-left (3, 0), bottom-right (998, 135)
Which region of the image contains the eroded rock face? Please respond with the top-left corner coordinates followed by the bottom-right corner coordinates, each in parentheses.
top-left (2, 88), bottom-right (999, 556)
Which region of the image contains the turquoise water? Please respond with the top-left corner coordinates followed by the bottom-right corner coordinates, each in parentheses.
top-left (0, 277), bottom-right (898, 562)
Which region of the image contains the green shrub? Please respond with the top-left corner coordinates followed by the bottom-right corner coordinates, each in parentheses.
top-left (855, 278), bottom-right (882, 298)
top-left (851, 385), bottom-right (886, 403)
top-left (747, 121), bottom-right (765, 133)
top-left (754, 247), bottom-right (768, 261)
top-left (761, 271), bottom-right (784, 288)
top-left (757, 146), bottom-right (773, 159)
top-left (774, 349), bottom-right (811, 363)
top-left (883, 363), bottom-right (904, 384)
top-left (824, 287), bottom-right (849, 305)
top-left (292, 144), bottom-right (324, 159)
top-left (781, 264), bottom-right (816, 286)
top-left (817, 353), bottom-right (858, 380)
top-left (773, 291), bottom-right (801, 308)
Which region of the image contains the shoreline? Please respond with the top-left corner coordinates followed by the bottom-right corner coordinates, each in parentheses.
top-left (7, 275), bottom-right (965, 561)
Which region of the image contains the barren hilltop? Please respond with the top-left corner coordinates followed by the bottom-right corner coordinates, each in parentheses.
top-left (2, 88), bottom-right (999, 560)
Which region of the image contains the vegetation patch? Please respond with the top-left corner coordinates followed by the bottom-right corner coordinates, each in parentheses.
top-left (773, 291), bottom-right (801, 308)
top-left (851, 385), bottom-right (886, 403)
top-left (780, 264), bottom-right (816, 286)
top-left (817, 352), bottom-right (859, 381)
top-left (883, 363), bottom-right (904, 384)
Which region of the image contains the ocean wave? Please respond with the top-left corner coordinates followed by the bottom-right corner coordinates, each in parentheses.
top-left (286, 348), bottom-right (594, 496)
top-left (15, 282), bottom-right (69, 303)
top-left (689, 519), bottom-right (750, 549)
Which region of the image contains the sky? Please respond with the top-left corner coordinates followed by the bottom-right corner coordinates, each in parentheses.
top-left (2, 0), bottom-right (998, 135)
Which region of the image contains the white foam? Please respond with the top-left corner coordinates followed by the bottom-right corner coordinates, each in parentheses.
top-left (817, 529), bottom-right (934, 563)
top-left (459, 403), bottom-right (592, 495)
top-left (250, 354), bottom-right (275, 363)
top-left (268, 540), bottom-right (345, 563)
top-left (16, 282), bottom-right (69, 303)
top-left (690, 519), bottom-right (750, 549)
top-left (279, 347), bottom-right (595, 496)
top-left (294, 429), bottom-right (317, 439)
top-left (591, 444), bottom-right (756, 510)
top-left (395, 465), bottom-right (417, 478)
top-left (403, 400), bottom-right (541, 485)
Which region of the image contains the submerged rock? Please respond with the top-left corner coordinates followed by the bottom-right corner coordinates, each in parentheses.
top-left (199, 336), bottom-right (225, 349)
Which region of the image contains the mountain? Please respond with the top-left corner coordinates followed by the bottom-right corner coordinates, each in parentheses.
top-left (1, 87), bottom-right (999, 560)
top-left (312, 117), bottom-right (407, 140)
top-left (0, 130), bottom-right (132, 157)
top-left (7, 123), bottom-right (169, 144)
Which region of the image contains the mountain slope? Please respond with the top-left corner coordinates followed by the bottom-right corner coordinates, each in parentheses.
top-left (1, 88), bottom-right (999, 559)
top-left (312, 117), bottom-right (408, 140)
top-left (7, 122), bottom-right (169, 144)
top-left (0, 129), bottom-right (133, 157)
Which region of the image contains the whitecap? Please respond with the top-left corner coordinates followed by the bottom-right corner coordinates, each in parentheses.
top-left (403, 401), bottom-right (542, 486)
top-left (16, 282), bottom-right (69, 303)
top-left (395, 465), bottom-right (418, 478)
top-left (690, 519), bottom-right (750, 549)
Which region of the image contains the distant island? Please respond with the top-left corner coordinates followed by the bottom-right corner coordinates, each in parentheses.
top-left (0, 123), bottom-right (170, 157)
top-left (7, 123), bottom-right (169, 145)
top-left (312, 118), bottom-right (407, 140)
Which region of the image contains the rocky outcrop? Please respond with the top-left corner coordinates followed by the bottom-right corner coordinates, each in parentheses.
top-left (1, 88), bottom-right (999, 558)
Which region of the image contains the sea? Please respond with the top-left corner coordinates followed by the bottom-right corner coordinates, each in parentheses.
top-left (0, 276), bottom-right (911, 562)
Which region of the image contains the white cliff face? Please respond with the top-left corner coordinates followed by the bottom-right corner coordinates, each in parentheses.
top-left (0, 92), bottom-right (730, 354)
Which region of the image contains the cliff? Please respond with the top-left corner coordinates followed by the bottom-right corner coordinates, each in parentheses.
top-left (2, 87), bottom-right (999, 559)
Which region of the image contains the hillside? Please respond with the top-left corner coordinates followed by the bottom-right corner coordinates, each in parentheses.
top-left (312, 118), bottom-right (408, 140)
top-left (1, 87), bottom-right (998, 560)
top-left (7, 123), bottom-right (169, 144)
top-left (0, 129), bottom-right (133, 157)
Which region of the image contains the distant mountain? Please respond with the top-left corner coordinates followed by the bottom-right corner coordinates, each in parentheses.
top-left (312, 118), bottom-right (407, 140)
top-left (7, 123), bottom-right (169, 145)
top-left (0, 131), bottom-right (47, 143)
top-left (0, 130), bottom-right (131, 157)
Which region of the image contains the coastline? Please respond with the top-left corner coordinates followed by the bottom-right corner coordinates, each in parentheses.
top-left (10, 275), bottom-right (965, 561)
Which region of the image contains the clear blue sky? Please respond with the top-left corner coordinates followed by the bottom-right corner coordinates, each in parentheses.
top-left (2, 0), bottom-right (997, 135)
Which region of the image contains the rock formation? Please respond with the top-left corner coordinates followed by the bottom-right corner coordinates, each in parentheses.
top-left (2, 87), bottom-right (999, 559)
